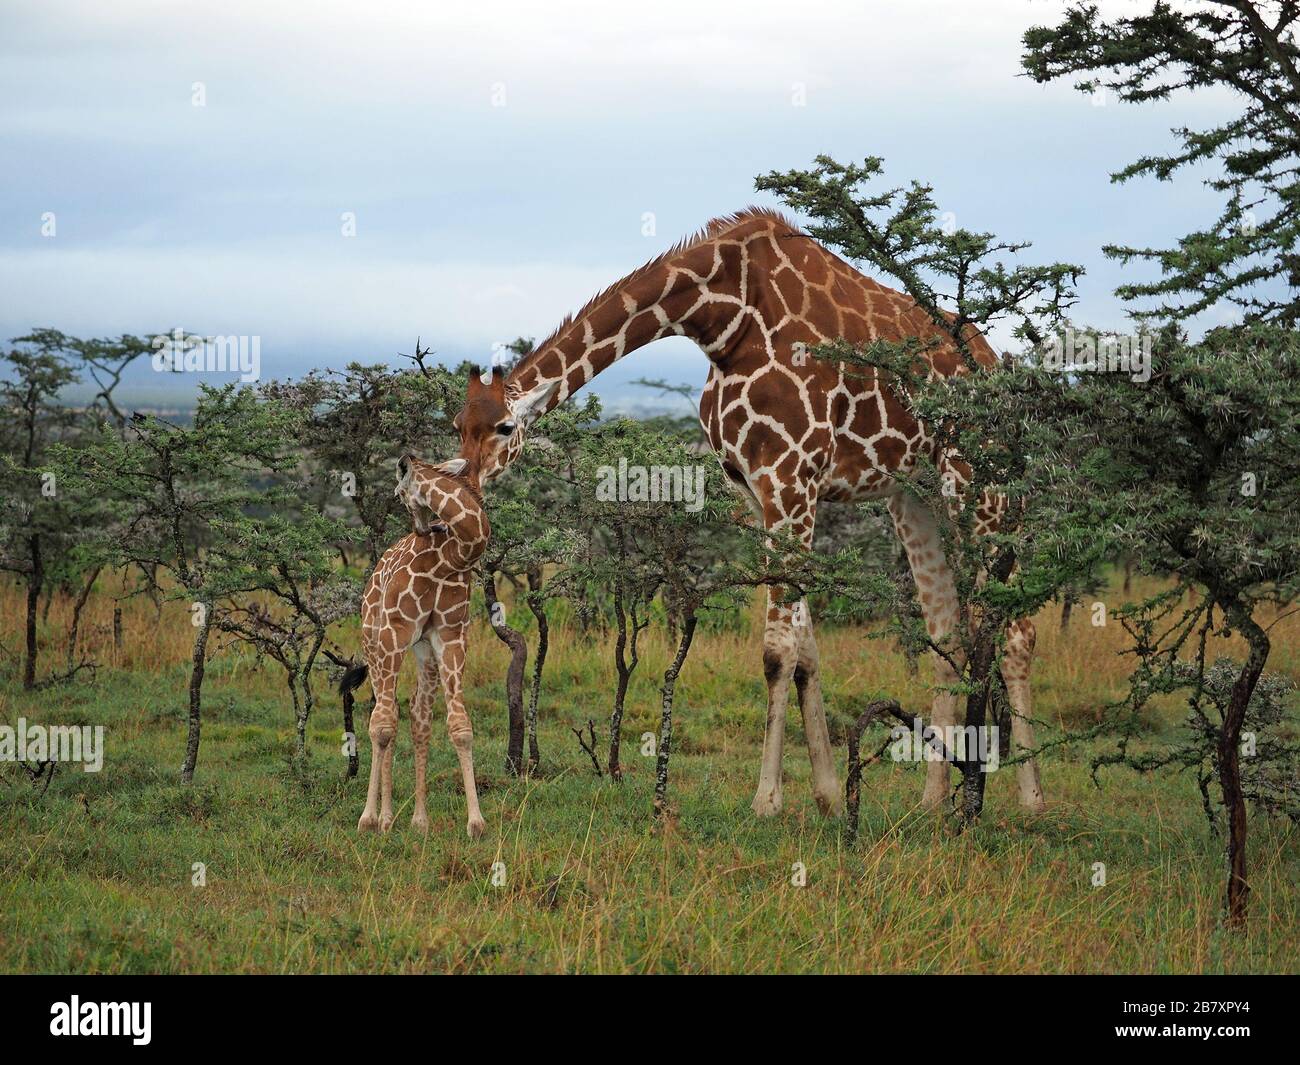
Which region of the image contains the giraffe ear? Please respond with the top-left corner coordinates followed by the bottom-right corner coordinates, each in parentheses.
top-left (510, 379), bottom-right (560, 427)
top-left (436, 457), bottom-right (468, 476)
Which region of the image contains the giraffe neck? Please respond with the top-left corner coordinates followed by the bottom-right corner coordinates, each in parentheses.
top-left (508, 234), bottom-right (749, 413)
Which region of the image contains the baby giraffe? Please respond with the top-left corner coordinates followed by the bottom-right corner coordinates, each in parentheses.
top-left (341, 453), bottom-right (491, 837)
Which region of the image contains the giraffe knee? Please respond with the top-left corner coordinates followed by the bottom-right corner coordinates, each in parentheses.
top-left (1011, 617), bottom-right (1036, 654)
top-left (369, 718), bottom-right (396, 749)
top-left (763, 646), bottom-right (795, 684)
top-left (1003, 619), bottom-right (1036, 681)
top-left (447, 717), bottom-right (473, 751)
top-left (762, 619), bottom-right (799, 680)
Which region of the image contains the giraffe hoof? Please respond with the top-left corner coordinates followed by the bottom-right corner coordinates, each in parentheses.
top-left (814, 790), bottom-right (845, 817)
top-left (750, 792), bottom-right (783, 818)
top-left (411, 812), bottom-right (429, 834)
top-left (357, 813), bottom-right (378, 833)
top-left (379, 815), bottom-right (395, 834)
top-left (466, 817), bottom-right (486, 839)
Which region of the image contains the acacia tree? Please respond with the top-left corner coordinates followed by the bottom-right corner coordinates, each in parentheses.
top-left (0, 345), bottom-right (79, 689)
top-left (964, 322), bottom-right (1299, 927)
top-left (551, 417), bottom-right (677, 783)
top-left (1, 331), bottom-right (160, 688)
top-left (49, 386), bottom-right (309, 783)
top-left (212, 512), bottom-right (359, 760)
top-left (1017, 0), bottom-right (1300, 932)
top-left (1023, 0), bottom-right (1300, 326)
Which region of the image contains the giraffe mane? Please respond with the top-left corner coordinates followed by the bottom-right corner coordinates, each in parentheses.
top-left (512, 206), bottom-right (801, 387)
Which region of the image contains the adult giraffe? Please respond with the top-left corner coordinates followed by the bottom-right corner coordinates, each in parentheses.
top-left (454, 208), bottom-right (1046, 817)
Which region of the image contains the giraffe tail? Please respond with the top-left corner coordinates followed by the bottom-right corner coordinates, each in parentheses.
top-left (339, 663), bottom-right (369, 696)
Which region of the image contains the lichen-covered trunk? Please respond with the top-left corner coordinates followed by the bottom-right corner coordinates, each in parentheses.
top-left (654, 612), bottom-right (697, 816)
top-left (180, 604), bottom-right (212, 784)
top-left (289, 675), bottom-right (306, 759)
top-left (1219, 605), bottom-right (1269, 929)
top-left (525, 567), bottom-right (547, 771)
top-left (294, 627), bottom-right (326, 761)
top-left (484, 572), bottom-right (527, 775)
top-left (66, 566), bottom-right (101, 673)
top-left (23, 533), bottom-right (43, 690)
top-left (608, 581), bottom-right (634, 783)
top-left (957, 632), bottom-right (998, 824)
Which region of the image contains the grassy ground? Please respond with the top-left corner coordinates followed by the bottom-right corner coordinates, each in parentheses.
top-left (1, 572), bottom-right (1297, 973)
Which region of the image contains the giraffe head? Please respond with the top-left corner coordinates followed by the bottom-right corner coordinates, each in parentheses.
top-left (395, 453), bottom-right (477, 536)
top-left (454, 366), bottom-right (558, 483)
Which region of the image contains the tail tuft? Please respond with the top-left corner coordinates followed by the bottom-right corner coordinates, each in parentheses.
top-left (339, 663), bottom-right (369, 696)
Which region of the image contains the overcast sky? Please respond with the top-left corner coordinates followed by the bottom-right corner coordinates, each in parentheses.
top-left (0, 0), bottom-right (1235, 403)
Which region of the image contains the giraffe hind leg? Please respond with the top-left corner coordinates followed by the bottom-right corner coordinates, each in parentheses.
top-left (358, 621), bottom-right (409, 834)
top-left (1002, 618), bottom-right (1045, 811)
top-left (408, 639), bottom-right (438, 834)
top-left (887, 491), bottom-right (964, 811)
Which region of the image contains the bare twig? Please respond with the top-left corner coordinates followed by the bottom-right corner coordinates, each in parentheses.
top-left (572, 719), bottom-right (603, 777)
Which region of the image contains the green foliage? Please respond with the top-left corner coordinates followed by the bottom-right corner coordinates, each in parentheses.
top-left (258, 358), bottom-right (463, 565)
top-left (756, 154), bottom-right (1082, 349)
top-left (1023, 0), bottom-right (1300, 324)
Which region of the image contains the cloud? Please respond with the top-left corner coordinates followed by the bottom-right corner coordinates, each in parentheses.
top-left (0, 243), bottom-right (617, 363)
top-left (0, 0), bottom-right (1244, 396)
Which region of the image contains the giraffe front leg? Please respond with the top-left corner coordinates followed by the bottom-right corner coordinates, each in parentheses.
top-left (435, 625), bottom-right (485, 839)
top-left (409, 641), bottom-right (438, 834)
top-left (1003, 618), bottom-right (1045, 812)
top-left (753, 593), bottom-right (796, 817)
top-left (793, 606), bottom-right (843, 816)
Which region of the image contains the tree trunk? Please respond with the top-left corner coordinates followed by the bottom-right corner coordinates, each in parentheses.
top-left (66, 566), bottom-right (101, 673)
top-left (113, 605), bottom-right (123, 657)
top-left (525, 567), bottom-right (547, 772)
top-left (1218, 602), bottom-right (1270, 929)
top-left (1059, 592), bottom-right (1075, 631)
top-left (484, 571), bottom-right (527, 775)
top-left (23, 534), bottom-right (43, 690)
top-left (608, 580), bottom-right (632, 782)
top-left (959, 632), bottom-right (997, 825)
top-left (289, 674), bottom-right (306, 759)
top-left (180, 602), bottom-right (212, 784)
top-left (295, 627), bottom-right (326, 761)
top-left (958, 550), bottom-right (1017, 824)
top-left (845, 700), bottom-right (907, 845)
top-left (654, 610), bottom-right (697, 816)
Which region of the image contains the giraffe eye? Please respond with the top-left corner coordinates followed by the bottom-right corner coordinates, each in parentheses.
top-left (496, 421), bottom-right (516, 436)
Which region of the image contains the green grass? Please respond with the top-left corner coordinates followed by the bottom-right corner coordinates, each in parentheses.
top-left (1, 576), bottom-right (1298, 973)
